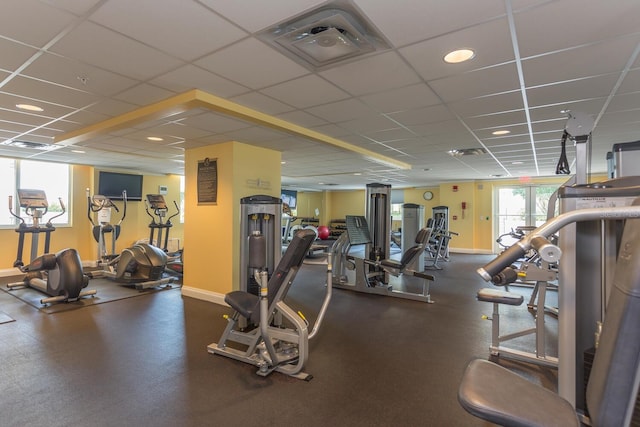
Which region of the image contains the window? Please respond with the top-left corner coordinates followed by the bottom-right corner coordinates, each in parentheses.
top-left (494, 185), bottom-right (558, 252)
top-left (1, 159), bottom-right (71, 227)
top-left (179, 175), bottom-right (185, 223)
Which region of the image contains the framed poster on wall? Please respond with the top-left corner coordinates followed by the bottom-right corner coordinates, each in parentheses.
top-left (197, 157), bottom-right (218, 205)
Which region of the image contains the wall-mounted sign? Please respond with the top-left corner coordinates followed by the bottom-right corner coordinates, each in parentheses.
top-left (197, 157), bottom-right (218, 205)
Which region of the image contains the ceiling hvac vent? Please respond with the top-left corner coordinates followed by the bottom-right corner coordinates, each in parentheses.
top-left (258, 0), bottom-right (390, 70)
top-left (1, 140), bottom-right (57, 150)
top-left (447, 148), bottom-right (487, 157)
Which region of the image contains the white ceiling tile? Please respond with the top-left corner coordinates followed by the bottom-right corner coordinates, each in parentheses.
top-left (463, 111), bottom-right (528, 130)
top-left (515, 0), bottom-right (640, 58)
top-left (180, 112), bottom-right (251, 134)
top-left (276, 110), bottom-right (327, 128)
top-left (364, 127), bottom-right (416, 143)
top-left (0, 38), bottom-right (39, 73)
top-left (230, 92), bottom-right (295, 115)
top-left (3, 75), bottom-right (99, 109)
top-left (260, 74), bottom-right (349, 109)
top-left (607, 92), bottom-right (640, 113)
top-left (198, 0), bottom-right (326, 32)
top-left (305, 99), bottom-right (375, 123)
top-left (526, 74), bottom-right (619, 107)
top-left (359, 84), bottom-right (441, 113)
top-left (85, 98), bottom-right (138, 116)
top-left (448, 91), bottom-right (523, 117)
top-left (319, 51), bottom-right (421, 96)
top-left (22, 52), bottom-right (139, 97)
top-left (522, 36), bottom-right (640, 87)
top-left (0, 0), bottom-right (76, 47)
top-left (338, 115), bottom-right (401, 134)
top-left (617, 68), bottom-right (640, 94)
top-left (386, 105), bottom-right (456, 127)
top-left (0, 92), bottom-right (75, 119)
top-left (42, 0), bottom-right (104, 16)
top-left (355, 0), bottom-right (506, 47)
top-left (400, 17), bottom-right (514, 82)
top-left (114, 83), bottom-right (175, 106)
top-left (89, 0), bottom-right (247, 61)
top-left (196, 38), bottom-right (310, 90)
top-left (151, 65), bottom-right (249, 99)
top-left (51, 21), bottom-right (183, 80)
top-left (429, 63), bottom-right (521, 103)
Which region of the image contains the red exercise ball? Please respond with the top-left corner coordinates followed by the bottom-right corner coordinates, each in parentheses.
top-left (317, 225), bottom-right (330, 240)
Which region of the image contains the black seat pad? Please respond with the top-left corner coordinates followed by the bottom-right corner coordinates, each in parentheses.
top-left (224, 291), bottom-right (259, 320)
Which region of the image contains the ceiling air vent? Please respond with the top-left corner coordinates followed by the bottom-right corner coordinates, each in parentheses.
top-left (2, 140), bottom-right (57, 150)
top-left (447, 148), bottom-right (487, 157)
top-left (258, 0), bottom-right (390, 70)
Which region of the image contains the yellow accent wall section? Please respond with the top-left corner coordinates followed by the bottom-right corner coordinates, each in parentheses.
top-left (328, 190), bottom-right (365, 220)
top-left (183, 141), bottom-right (281, 298)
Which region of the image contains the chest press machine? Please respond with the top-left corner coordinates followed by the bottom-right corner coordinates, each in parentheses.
top-left (208, 228), bottom-right (332, 380)
top-left (331, 215), bottom-right (435, 303)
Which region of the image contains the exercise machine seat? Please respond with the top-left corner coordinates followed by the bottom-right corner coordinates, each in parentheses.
top-left (458, 213), bottom-right (640, 426)
top-left (224, 228), bottom-right (316, 325)
top-left (459, 359), bottom-right (579, 427)
top-left (376, 227), bottom-right (432, 273)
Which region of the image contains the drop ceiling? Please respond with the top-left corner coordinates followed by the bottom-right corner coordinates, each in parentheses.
top-left (1, 0), bottom-right (639, 190)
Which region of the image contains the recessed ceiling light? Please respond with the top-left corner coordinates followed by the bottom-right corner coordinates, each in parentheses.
top-left (281, 161), bottom-right (286, 164)
top-left (16, 103), bottom-right (44, 112)
top-left (444, 48), bottom-right (475, 64)
top-left (71, 150), bottom-right (86, 154)
top-left (147, 136), bottom-right (164, 141)
top-left (511, 161), bottom-right (524, 165)
top-left (353, 172), bottom-right (361, 176)
top-left (492, 130), bottom-right (511, 136)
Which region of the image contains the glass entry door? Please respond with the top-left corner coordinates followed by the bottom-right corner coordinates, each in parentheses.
top-left (494, 185), bottom-right (558, 253)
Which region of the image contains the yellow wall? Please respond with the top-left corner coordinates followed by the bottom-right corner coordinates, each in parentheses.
top-left (183, 141), bottom-right (281, 296)
top-left (295, 191), bottom-right (325, 224)
top-left (328, 190), bottom-right (365, 220)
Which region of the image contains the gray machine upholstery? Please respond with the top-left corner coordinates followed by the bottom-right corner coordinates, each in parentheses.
top-left (458, 214), bottom-right (640, 426)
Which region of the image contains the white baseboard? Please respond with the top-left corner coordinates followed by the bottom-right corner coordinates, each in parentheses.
top-left (181, 286), bottom-right (228, 306)
top-left (0, 268), bottom-right (22, 278)
top-left (449, 248), bottom-right (495, 255)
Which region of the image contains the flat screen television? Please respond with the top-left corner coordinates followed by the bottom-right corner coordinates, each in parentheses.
top-left (98, 171), bottom-right (143, 201)
top-left (281, 189), bottom-right (297, 209)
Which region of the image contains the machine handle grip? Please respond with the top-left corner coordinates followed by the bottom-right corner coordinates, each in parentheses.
top-left (477, 243), bottom-right (525, 281)
top-left (491, 267), bottom-right (519, 286)
top-left (529, 236), bottom-right (562, 263)
top-left (58, 197), bottom-right (66, 212)
top-left (9, 195), bottom-right (12, 210)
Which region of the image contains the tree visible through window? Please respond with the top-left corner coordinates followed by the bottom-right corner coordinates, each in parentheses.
top-left (1, 159), bottom-right (70, 227)
top-left (494, 185), bottom-right (558, 252)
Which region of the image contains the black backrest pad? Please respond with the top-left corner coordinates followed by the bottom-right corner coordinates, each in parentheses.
top-left (586, 213), bottom-right (640, 426)
top-left (399, 246), bottom-right (423, 267)
top-left (267, 228), bottom-right (316, 305)
top-left (415, 227), bottom-right (432, 245)
top-left (345, 215), bottom-right (372, 245)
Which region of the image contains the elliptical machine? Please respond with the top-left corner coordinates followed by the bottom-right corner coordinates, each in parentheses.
top-left (85, 190), bottom-right (174, 290)
top-left (7, 189), bottom-right (95, 305)
top-left (86, 188), bottom-right (127, 267)
top-left (145, 194), bottom-right (183, 277)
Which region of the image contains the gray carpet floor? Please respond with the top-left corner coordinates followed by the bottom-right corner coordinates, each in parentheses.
top-left (0, 254), bottom-right (557, 427)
